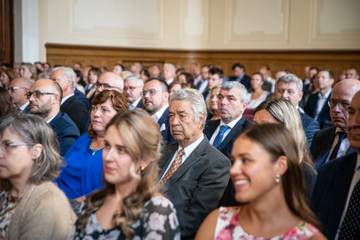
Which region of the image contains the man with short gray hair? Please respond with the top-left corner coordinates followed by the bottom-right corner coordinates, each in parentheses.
top-left (51, 67), bottom-right (89, 134)
top-left (275, 73), bottom-right (319, 146)
top-left (124, 75), bottom-right (144, 110)
top-left (159, 88), bottom-right (230, 239)
top-left (205, 81), bottom-right (251, 158)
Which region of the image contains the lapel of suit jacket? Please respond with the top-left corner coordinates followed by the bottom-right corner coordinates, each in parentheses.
top-left (158, 143), bottom-right (178, 178)
top-left (316, 127), bottom-right (336, 167)
top-left (157, 107), bottom-right (169, 126)
top-left (204, 119), bottom-right (220, 139)
top-left (162, 138), bottom-right (208, 192)
top-left (330, 153), bottom-right (357, 221)
top-left (218, 117), bottom-right (246, 150)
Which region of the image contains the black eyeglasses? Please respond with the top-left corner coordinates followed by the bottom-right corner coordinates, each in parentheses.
top-left (26, 90), bottom-right (58, 99)
top-left (7, 86), bottom-right (27, 93)
top-left (328, 100), bottom-right (350, 110)
top-left (143, 89), bottom-right (159, 96)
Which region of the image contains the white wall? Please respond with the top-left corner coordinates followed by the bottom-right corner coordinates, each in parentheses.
top-left (17, 0), bottom-right (360, 61)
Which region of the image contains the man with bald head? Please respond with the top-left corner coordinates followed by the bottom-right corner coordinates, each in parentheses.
top-left (312, 89), bottom-right (360, 239)
top-left (95, 71), bottom-right (123, 94)
top-left (28, 79), bottom-right (80, 155)
top-left (311, 79), bottom-right (360, 169)
top-left (8, 77), bottom-right (33, 112)
top-left (51, 67), bottom-right (89, 133)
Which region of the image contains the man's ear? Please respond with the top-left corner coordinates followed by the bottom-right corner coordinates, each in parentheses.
top-left (30, 144), bottom-right (43, 160)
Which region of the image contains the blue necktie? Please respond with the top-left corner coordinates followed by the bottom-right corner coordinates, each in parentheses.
top-left (213, 125), bottom-right (230, 148)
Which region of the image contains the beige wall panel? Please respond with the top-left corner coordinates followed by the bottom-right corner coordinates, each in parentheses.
top-left (37, 0), bottom-right (360, 61)
top-left (309, 0), bottom-right (360, 47)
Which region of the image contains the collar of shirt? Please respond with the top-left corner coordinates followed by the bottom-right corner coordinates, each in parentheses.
top-left (178, 134), bottom-right (205, 161)
top-left (129, 97), bottom-right (142, 110)
top-left (152, 105), bottom-right (169, 122)
top-left (318, 88), bottom-right (331, 99)
top-left (220, 114), bottom-right (243, 129)
top-left (61, 94), bottom-right (74, 105)
top-left (19, 101), bottom-right (29, 111)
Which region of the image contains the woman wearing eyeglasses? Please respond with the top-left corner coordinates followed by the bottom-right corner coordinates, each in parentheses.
top-left (0, 113), bottom-right (75, 239)
top-left (56, 90), bottom-right (128, 201)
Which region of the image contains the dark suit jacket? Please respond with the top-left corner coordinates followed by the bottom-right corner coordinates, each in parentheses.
top-left (310, 127), bottom-right (356, 170)
top-left (61, 95), bottom-right (90, 134)
top-left (299, 111), bottom-right (319, 147)
top-left (49, 112), bottom-right (80, 156)
top-left (304, 92), bottom-right (333, 129)
top-left (159, 138), bottom-right (230, 239)
top-left (311, 152), bottom-right (358, 239)
top-left (229, 74), bottom-right (251, 92)
top-left (204, 117), bottom-right (252, 158)
top-left (74, 89), bottom-right (90, 108)
top-left (157, 108), bottom-right (174, 144)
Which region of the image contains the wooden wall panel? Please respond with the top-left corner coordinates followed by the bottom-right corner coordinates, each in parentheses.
top-left (46, 43), bottom-right (360, 80)
top-left (0, 0), bottom-right (13, 64)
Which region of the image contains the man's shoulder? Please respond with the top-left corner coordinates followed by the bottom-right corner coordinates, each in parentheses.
top-left (318, 152), bottom-right (357, 177)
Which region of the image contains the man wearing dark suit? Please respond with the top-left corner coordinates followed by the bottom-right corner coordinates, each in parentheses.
top-left (124, 75), bottom-right (144, 110)
top-left (8, 77), bottom-right (33, 113)
top-left (228, 63), bottom-right (251, 92)
top-left (274, 73), bottom-right (320, 146)
top-left (51, 67), bottom-right (89, 134)
top-left (159, 88), bottom-right (230, 239)
top-left (312, 90), bottom-right (360, 239)
top-left (310, 79), bottom-right (360, 169)
top-left (203, 66), bottom-right (224, 100)
top-left (28, 79), bottom-right (80, 156)
top-left (205, 81), bottom-right (251, 158)
top-left (304, 69), bottom-right (334, 129)
top-left (143, 78), bottom-right (173, 144)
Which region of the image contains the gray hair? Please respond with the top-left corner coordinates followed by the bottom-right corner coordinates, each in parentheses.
top-left (276, 73), bottom-right (303, 92)
top-left (221, 81), bottom-right (250, 103)
top-left (0, 113), bottom-right (62, 191)
top-left (125, 75), bottom-right (144, 87)
top-left (52, 67), bottom-right (77, 90)
top-left (169, 88), bottom-right (207, 128)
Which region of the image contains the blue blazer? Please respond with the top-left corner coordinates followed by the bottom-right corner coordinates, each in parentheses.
top-left (228, 74), bottom-right (251, 92)
top-left (49, 112), bottom-right (80, 156)
top-left (299, 111), bottom-right (319, 147)
top-left (74, 89), bottom-right (90, 109)
top-left (204, 117), bottom-right (252, 158)
top-left (311, 152), bottom-right (358, 239)
top-left (56, 133), bottom-right (104, 199)
top-left (304, 92), bottom-right (333, 129)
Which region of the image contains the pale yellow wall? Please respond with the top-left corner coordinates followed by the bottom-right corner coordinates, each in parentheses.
top-left (38, 0), bottom-right (360, 60)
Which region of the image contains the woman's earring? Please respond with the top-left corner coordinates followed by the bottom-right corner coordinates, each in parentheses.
top-left (275, 174), bottom-right (281, 183)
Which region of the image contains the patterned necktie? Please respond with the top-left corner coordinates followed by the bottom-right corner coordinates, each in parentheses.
top-left (338, 180), bottom-right (360, 239)
top-left (213, 125), bottom-right (230, 148)
top-left (160, 149), bottom-right (185, 184)
top-left (329, 131), bottom-right (347, 161)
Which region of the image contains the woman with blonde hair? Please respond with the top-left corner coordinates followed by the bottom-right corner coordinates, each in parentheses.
top-left (196, 124), bottom-right (325, 239)
top-left (70, 109), bottom-right (180, 239)
top-left (0, 113), bottom-right (75, 239)
top-left (253, 99), bottom-right (317, 197)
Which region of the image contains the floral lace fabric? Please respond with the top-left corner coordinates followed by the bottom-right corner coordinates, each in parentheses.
top-left (70, 195), bottom-right (180, 240)
top-left (215, 207), bottom-right (320, 240)
top-left (0, 192), bottom-right (17, 239)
